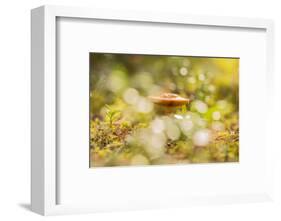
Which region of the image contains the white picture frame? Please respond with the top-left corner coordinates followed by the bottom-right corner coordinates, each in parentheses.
top-left (31, 5), bottom-right (274, 215)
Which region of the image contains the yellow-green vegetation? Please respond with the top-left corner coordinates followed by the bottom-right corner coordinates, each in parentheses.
top-left (90, 54), bottom-right (239, 167)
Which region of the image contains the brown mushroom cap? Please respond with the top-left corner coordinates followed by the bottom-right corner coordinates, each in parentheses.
top-left (149, 93), bottom-right (189, 107)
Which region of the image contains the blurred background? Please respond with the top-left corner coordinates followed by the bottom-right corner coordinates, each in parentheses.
top-left (90, 53), bottom-right (239, 167)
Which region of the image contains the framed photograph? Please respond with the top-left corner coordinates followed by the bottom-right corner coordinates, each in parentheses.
top-left (31, 5), bottom-right (274, 215)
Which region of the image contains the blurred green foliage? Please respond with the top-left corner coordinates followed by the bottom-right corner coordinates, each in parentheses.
top-left (90, 53), bottom-right (239, 167)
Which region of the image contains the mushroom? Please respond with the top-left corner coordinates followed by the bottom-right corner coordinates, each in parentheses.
top-left (149, 93), bottom-right (189, 115)
top-left (149, 93), bottom-right (189, 107)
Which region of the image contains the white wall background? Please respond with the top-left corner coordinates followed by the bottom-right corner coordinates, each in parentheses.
top-left (0, 0), bottom-right (280, 220)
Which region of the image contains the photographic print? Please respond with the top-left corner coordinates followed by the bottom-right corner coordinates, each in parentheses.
top-left (90, 53), bottom-right (239, 167)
